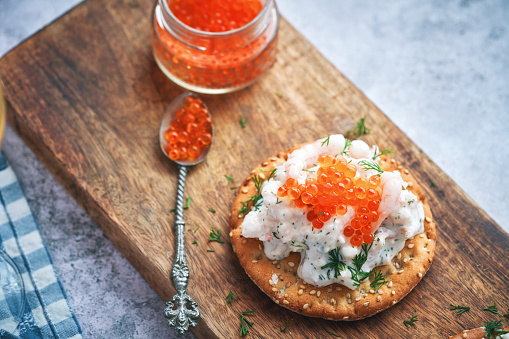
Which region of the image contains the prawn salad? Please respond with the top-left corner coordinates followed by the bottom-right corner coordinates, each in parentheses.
top-left (229, 134), bottom-right (436, 320)
top-left (240, 135), bottom-right (425, 290)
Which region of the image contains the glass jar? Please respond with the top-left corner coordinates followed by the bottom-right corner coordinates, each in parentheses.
top-left (152, 0), bottom-right (279, 94)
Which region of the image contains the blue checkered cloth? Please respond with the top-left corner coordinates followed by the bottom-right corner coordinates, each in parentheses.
top-left (0, 155), bottom-right (82, 338)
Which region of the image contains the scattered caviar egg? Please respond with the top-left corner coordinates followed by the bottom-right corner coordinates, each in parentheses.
top-left (363, 233), bottom-right (374, 244)
top-left (368, 200), bottom-right (380, 211)
top-left (336, 204), bottom-right (347, 216)
top-left (344, 164), bottom-right (357, 178)
top-left (286, 178), bottom-right (297, 187)
top-left (351, 218), bottom-right (361, 229)
top-left (294, 198), bottom-right (306, 209)
top-left (277, 186), bottom-right (287, 197)
top-left (307, 184), bottom-right (318, 196)
top-left (312, 218), bottom-right (324, 229)
top-left (301, 192), bottom-right (313, 204)
top-left (350, 235), bottom-right (363, 247)
top-left (343, 226), bottom-right (354, 237)
top-left (163, 96), bottom-right (212, 162)
top-left (288, 187), bottom-right (300, 200)
top-left (318, 211), bottom-right (331, 223)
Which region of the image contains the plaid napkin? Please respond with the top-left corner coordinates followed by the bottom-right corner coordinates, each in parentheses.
top-left (0, 155), bottom-right (82, 338)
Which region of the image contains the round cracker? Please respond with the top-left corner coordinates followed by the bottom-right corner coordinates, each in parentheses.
top-left (229, 148), bottom-right (437, 321)
top-left (449, 327), bottom-right (509, 339)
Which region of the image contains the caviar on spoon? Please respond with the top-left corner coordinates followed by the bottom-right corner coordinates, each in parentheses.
top-left (160, 93), bottom-right (213, 333)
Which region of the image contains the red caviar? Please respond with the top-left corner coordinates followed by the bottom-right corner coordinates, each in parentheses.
top-left (276, 155), bottom-right (384, 247)
top-left (152, 0), bottom-right (279, 93)
top-left (163, 96), bottom-right (212, 161)
top-left (169, 0), bottom-right (263, 32)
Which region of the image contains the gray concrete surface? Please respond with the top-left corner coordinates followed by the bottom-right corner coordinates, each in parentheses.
top-left (1, 0), bottom-right (508, 337)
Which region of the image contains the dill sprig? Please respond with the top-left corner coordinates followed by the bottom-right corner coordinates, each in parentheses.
top-left (279, 321), bottom-right (290, 333)
top-left (372, 148), bottom-right (395, 160)
top-left (239, 116), bottom-right (247, 128)
top-left (403, 313), bottom-right (418, 327)
top-left (484, 305), bottom-right (498, 314)
top-left (240, 310), bottom-right (257, 337)
top-left (430, 179), bottom-right (437, 187)
top-left (225, 291), bottom-right (235, 305)
top-left (321, 136), bottom-right (331, 146)
top-left (347, 116), bottom-right (370, 136)
top-left (184, 196), bottom-right (191, 209)
top-left (341, 138), bottom-right (352, 155)
top-left (192, 240), bottom-right (198, 245)
top-left (225, 174), bottom-right (234, 183)
top-left (208, 227), bottom-right (224, 243)
top-left (350, 243), bottom-right (372, 286)
top-left (321, 248), bottom-right (347, 279)
top-left (209, 208), bottom-right (216, 213)
top-left (353, 243), bottom-right (372, 271)
top-left (207, 249), bottom-right (214, 252)
top-left (358, 160), bottom-right (383, 176)
top-left (194, 225), bottom-right (199, 233)
top-left (484, 320), bottom-right (509, 339)
top-left (449, 304), bottom-right (470, 315)
top-left (325, 329), bottom-right (343, 337)
top-left (370, 269), bottom-right (387, 293)
top-left (321, 244), bottom-right (372, 287)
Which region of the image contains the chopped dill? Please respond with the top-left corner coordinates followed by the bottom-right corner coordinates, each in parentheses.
top-left (449, 304), bottom-right (470, 315)
top-left (240, 310), bottom-right (257, 337)
top-left (403, 313), bottom-right (418, 327)
top-left (358, 160), bottom-right (383, 176)
top-left (239, 116), bottom-right (247, 128)
top-left (347, 116), bottom-right (370, 136)
top-left (321, 136), bottom-right (331, 146)
top-left (279, 321), bottom-right (290, 333)
top-left (208, 227), bottom-right (224, 243)
top-left (484, 304), bottom-right (498, 314)
top-left (341, 138), bottom-right (352, 155)
top-left (225, 291), bottom-right (235, 305)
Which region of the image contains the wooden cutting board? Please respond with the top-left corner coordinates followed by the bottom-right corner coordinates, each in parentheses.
top-left (1, 0), bottom-right (507, 337)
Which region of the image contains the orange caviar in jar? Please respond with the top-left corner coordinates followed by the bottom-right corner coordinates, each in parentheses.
top-left (277, 154), bottom-right (383, 247)
top-left (162, 96), bottom-right (212, 161)
top-left (152, 0), bottom-right (279, 94)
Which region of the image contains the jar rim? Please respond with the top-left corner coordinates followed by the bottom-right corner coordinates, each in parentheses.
top-left (158, 0), bottom-right (272, 38)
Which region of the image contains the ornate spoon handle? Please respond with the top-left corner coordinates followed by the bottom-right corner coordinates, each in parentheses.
top-left (163, 165), bottom-right (200, 333)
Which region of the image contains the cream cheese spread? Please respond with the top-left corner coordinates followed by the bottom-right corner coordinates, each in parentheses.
top-left (241, 134), bottom-right (425, 290)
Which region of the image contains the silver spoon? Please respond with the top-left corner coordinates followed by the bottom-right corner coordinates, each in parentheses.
top-left (160, 92), bottom-right (212, 333)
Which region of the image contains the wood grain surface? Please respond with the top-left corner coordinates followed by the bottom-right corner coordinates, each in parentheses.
top-left (1, 0), bottom-right (507, 337)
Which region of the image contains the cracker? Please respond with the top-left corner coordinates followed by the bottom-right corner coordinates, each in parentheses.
top-left (229, 148), bottom-right (437, 321)
top-left (449, 327), bottom-right (509, 339)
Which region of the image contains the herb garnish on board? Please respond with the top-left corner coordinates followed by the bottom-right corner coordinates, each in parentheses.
top-left (208, 227), bottom-right (224, 243)
top-left (403, 313), bottom-right (418, 327)
top-left (484, 304), bottom-right (499, 314)
top-left (449, 304), bottom-right (470, 315)
top-left (239, 310), bottom-right (257, 337)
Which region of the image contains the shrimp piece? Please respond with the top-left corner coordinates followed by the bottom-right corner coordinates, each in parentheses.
top-left (284, 135), bottom-right (346, 180)
top-left (371, 171), bottom-right (403, 231)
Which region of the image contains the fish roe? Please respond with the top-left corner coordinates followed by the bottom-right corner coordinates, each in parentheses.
top-left (276, 155), bottom-right (384, 247)
top-left (152, 0), bottom-right (279, 93)
top-left (163, 96), bottom-right (212, 161)
top-left (169, 0), bottom-right (263, 32)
